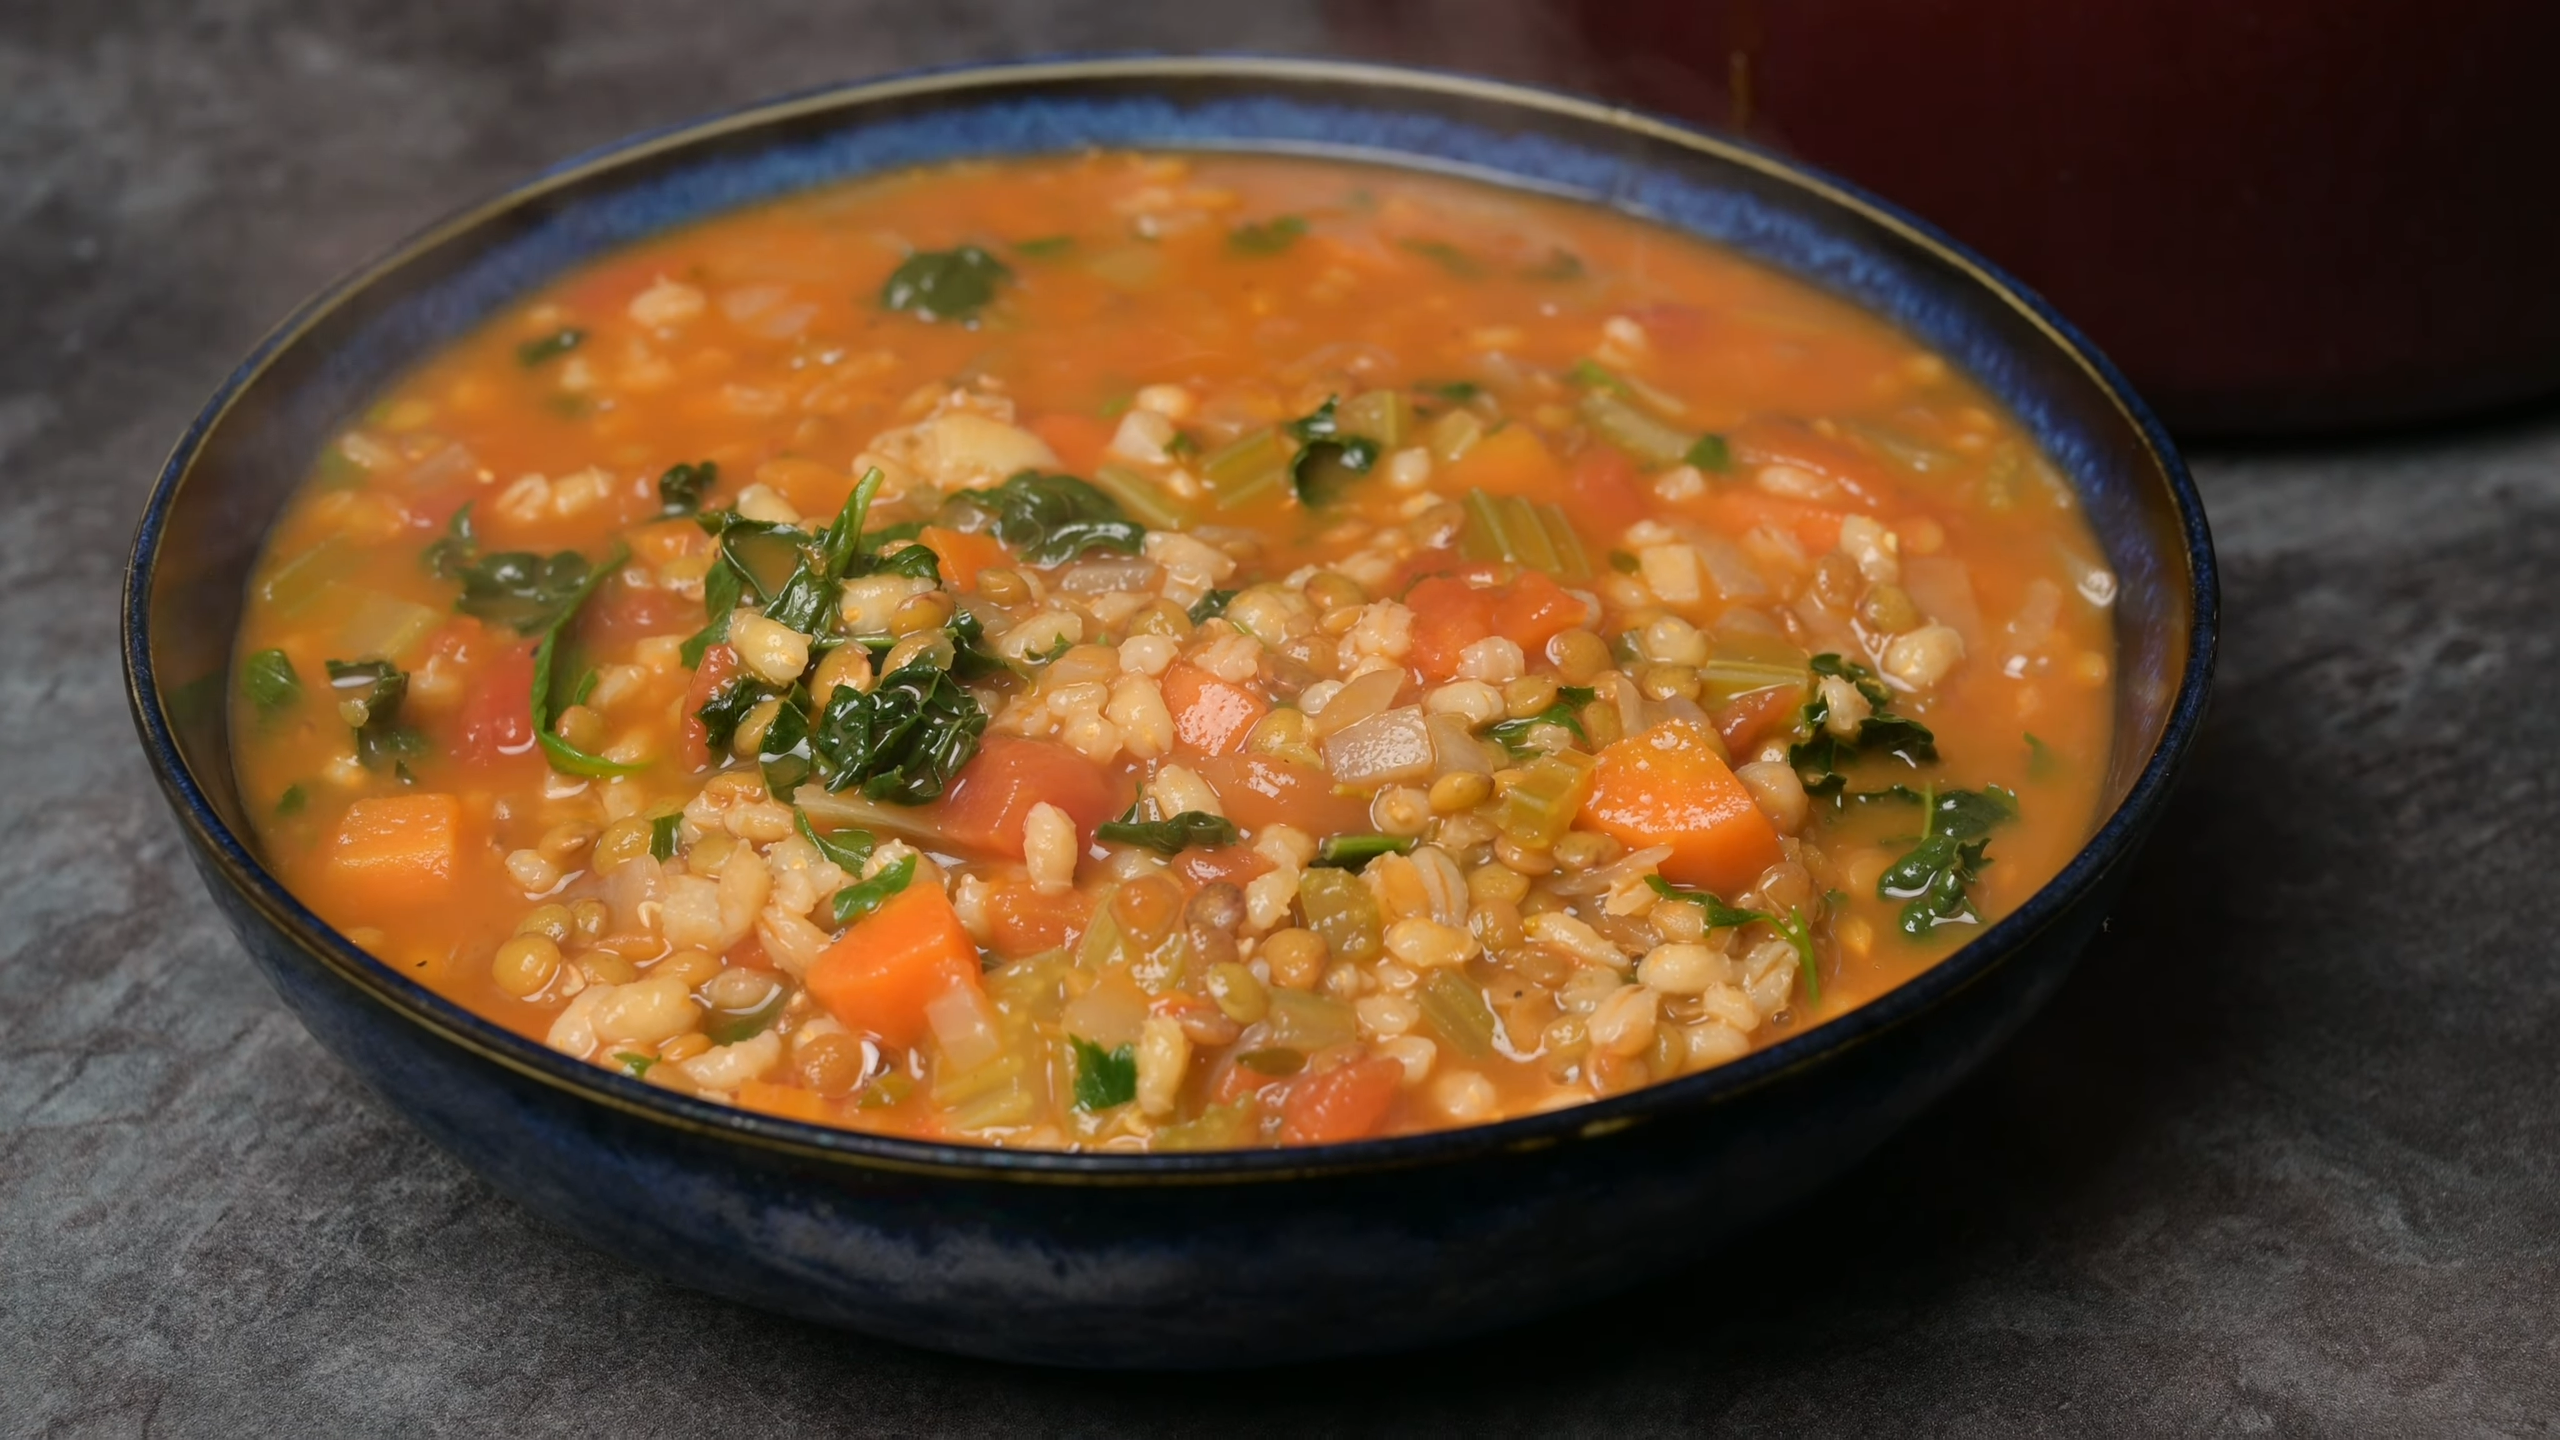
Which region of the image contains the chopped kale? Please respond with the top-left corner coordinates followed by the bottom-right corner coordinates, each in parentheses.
top-left (658, 460), bottom-right (717, 516)
top-left (324, 659), bottom-right (426, 772)
top-left (831, 852), bottom-right (916, 927)
top-left (275, 784), bottom-right (308, 817)
top-left (421, 503), bottom-right (476, 579)
top-left (692, 676), bottom-right (768, 753)
top-left (1228, 215), bottom-right (1308, 255)
top-left (1398, 238), bottom-right (1481, 278)
top-left (452, 548), bottom-right (593, 635)
top-left (614, 1052), bottom-right (655, 1077)
top-left (1186, 589), bottom-right (1237, 624)
top-left (1526, 248), bottom-right (1585, 281)
top-left (2025, 732), bottom-right (2060, 782)
top-left (954, 470), bottom-right (1145, 567)
top-left (1773, 908), bottom-right (1821, 1005)
top-left (1284, 396), bottom-right (1381, 505)
top-left (649, 813), bottom-right (681, 861)
top-left (1415, 379), bottom-right (1482, 405)
top-left (1484, 685), bottom-right (1597, 756)
top-left (516, 327), bottom-right (585, 367)
top-left (680, 552), bottom-right (744, 668)
top-left (1791, 653), bottom-right (1938, 796)
top-left (1097, 806), bottom-right (1241, 856)
top-left (795, 807), bottom-right (875, 874)
top-left (526, 542), bottom-right (642, 778)
top-left (241, 648), bottom-right (302, 717)
top-left (1070, 1036), bottom-right (1139, 1110)
top-left (1607, 549), bottom-right (1640, 574)
top-left (1013, 235), bottom-right (1076, 258)
top-left (1644, 876), bottom-right (1769, 930)
top-left (808, 657), bottom-right (987, 805)
top-left (881, 244), bottom-right (1011, 323)
top-left (1875, 783), bottom-right (2017, 938)
top-left (1685, 433), bottom-right (1733, 472)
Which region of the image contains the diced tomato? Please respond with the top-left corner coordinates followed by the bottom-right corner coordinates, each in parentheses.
top-left (937, 736), bottom-right (1121, 858)
top-left (1565, 443), bottom-right (1649, 534)
top-left (581, 573), bottom-right (691, 650)
top-left (985, 880), bottom-right (1094, 957)
top-left (1706, 490), bottom-right (1853, 555)
top-left (680, 643), bottom-right (739, 773)
top-left (1188, 754), bottom-right (1373, 837)
top-left (1279, 1057), bottom-right (1404, 1145)
top-left (1175, 845), bottom-right (1269, 890)
top-left (1405, 566), bottom-right (1586, 680)
top-left (1712, 685), bottom-right (1804, 755)
top-left (1160, 662), bottom-right (1269, 755)
top-left (1030, 411), bottom-right (1113, 475)
top-left (457, 640), bottom-right (539, 763)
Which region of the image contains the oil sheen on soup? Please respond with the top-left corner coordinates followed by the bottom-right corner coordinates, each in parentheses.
top-left (231, 154), bottom-right (2118, 1150)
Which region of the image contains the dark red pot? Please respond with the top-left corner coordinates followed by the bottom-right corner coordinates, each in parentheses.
top-left (1328, 0), bottom-right (2560, 436)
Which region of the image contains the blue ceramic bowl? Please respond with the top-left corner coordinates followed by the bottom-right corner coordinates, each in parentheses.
top-left (122, 57), bottom-right (2216, 1368)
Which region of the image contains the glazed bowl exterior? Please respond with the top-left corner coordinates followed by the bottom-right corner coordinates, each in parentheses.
top-left (123, 58), bottom-right (2217, 1369)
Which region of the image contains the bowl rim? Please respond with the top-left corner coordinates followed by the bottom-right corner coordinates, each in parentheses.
top-left (122, 53), bottom-right (2218, 1185)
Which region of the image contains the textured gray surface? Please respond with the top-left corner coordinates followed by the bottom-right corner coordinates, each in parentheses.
top-left (5, 2), bottom-right (2557, 1433)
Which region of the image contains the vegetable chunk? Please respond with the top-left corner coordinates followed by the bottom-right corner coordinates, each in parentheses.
top-left (806, 882), bottom-right (983, 1049)
top-left (1583, 720), bottom-right (1784, 895)
top-left (327, 793), bottom-right (462, 897)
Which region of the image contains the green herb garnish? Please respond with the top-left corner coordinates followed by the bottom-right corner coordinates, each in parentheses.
top-left (1773, 909), bottom-right (1821, 1006)
top-left (1416, 379), bottom-right (1482, 404)
top-left (1284, 396), bottom-right (1381, 505)
top-left (2025, 732), bottom-right (2059, 782)
top-left (1014, 235), bottom-right (1076, 258)
top-left (658, 460), bottom-right (716, 516)
top-left (954, 470), bottom-right (1145, 567)
top-left (881, 244), bottom-right (1011, 323)
top-left (517, 327), bottom-right (585, 366)
top-left (1398, 238), bottom-right (1480, 278)
top-left (276, 784), bottom-right (308, 817)
top-left (809, 657), bottom-right (987, 805)
top-left (1874, 784), bottom-right (2017, 939)
top-left (1484, 685), bottom-right (1596, 756)
top-left (1070, 1036), bottom-right (1139, 1110)
top-left (831, 852), bottom-right (917, 927)
top-left (422, 504), bottom-right (476, 579)
top-left (1685, 433), bottom-right (1733, 472)
top-left (1097, 806), bottom-right (1240, 856)
top-left (526, 542), bottom-right (642, 778)
top-left (1229, 215), bottom-right (1308, 255)
top-left (649, 813), bottom-right (681, 861)
top-left (241, 648), bottom-right (302, 717)
top-left (1526, 248), bottom-right (1585, 281)
top-left (1790, 653), bottom-right (1937, 796)
top-left (795, 807), bottom-right (875, 873)
top-left (1187, 589), bottom-right (1237, 624)
top-left (1643, 876), bottom-right (1770, 930)
top-left (614, 1052), bottom-right (655, 1077)
top-left (452, 549), bottom-right (594, 635)
top-left (324, 659), bottom-right (427, 772)
top-left (1607, 549), bottom-right (1640, 574)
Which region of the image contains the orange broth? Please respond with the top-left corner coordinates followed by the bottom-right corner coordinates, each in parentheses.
top-left (231, 153), bottom-right (2116, 1150)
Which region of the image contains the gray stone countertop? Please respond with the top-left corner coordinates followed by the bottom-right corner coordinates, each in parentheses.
top-left (4, 2), bottom-right (2554, 1432)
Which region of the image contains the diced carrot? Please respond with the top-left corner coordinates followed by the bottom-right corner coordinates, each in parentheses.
top-left (736, 1079), bottom-right (833, 1124)
top-left (1583, 719), bottom-right (1785, 895)
top-left (1030, 411), bottom-right (1113, 475)
top-left (327, 793), bottom-right (463, 899)
top-left (985, 880), bottom-right (1093, 957)
top-left (1280, 1057), bottom-right (1404, 1145)
top-left (679, 643), bottom-right (739, 773)
top-left (919, 525), bottom-right (1010, 592)
top-left (936, 735), bottom-right (1120, 858)
top-left (1160, 662), bottom-right (1269, 755)
top-left (456, 639), bottom-right (538, 763)
top-left (805, 882), bottom-right (984, 1050)
top-left (1188, 754), bottom-right (1374, 836)
top-left (756, 457), bottom-right (856, 518)
top-left (1439, 422), bottom-right (1564, 501)
top-left (1405, 567), bottom-right (1585, 681)
top-left (1706, 490), bottom-right (1851, 555)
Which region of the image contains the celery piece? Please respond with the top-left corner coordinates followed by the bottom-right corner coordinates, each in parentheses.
top-left (1456, 490), bottom-right (1593, 581)
top-left (260, 537), bottom-right (355, 616)
top-left (1496, 747), bottom-right (1597, 848)
top-left (1426, 408), bottom-right (1485, 464)
top-left (330, 587), bottom-right (441, 662)
top-left (1073, 884), bottom-right (1125, 971)
top-left (1579, 390), bottom-right (1694, 468)
top-left (1418, 970), bottom-right (1498, 1060)
top-left (1336, 391), bottom-right (1414, 449)
top-left (1090, 462), bottom-right (1194, 531)
top-left (1263, 987), bottom-right (1359, 1050)
top-left (1154, 1101), bottom-right (1257, 1150)
top-left (1296, 867), bottom-right (1382, 964)
top-left (1701, 631), bottom-right (1811, 708)
top-left (1200, 426), bottom-right (1291, 511)
top-left (932, 1042), bottom-right (1028, 1109)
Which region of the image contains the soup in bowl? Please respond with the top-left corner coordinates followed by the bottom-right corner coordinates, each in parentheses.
top-left (128, 59), bottom-right (2211, 1365)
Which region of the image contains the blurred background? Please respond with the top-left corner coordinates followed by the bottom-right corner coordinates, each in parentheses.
top-left (6, 2), bottom-right (2555, 1432)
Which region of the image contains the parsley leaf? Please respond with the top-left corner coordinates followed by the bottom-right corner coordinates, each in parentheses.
top-left (453, 549), bottom-right (593, 635)
top-left (1186, 589), bottom-right (1237, 624)
top-left (809, 657), bottom-right (987, 805)
top-left (1285, 396), bottom-right (1382, 505)
top-left (614, 1052), bottom-right (655, 1077)
top-left (831, 852), bottom-right (916, 927)
top-left (1875, 784), bottom-right (2017, 938)
top-left (241, 648), bottom-right (302, 717)
top-left (1229, 215), bottom-right (1308, 255)
top-left (1484, 684), bottom-right (1596, 756)
top-left (954, 470), bottom-right (1145, 567)
top-left (1070, 1036), bottom-right (1139, 1110)
top-left (1643, 875), bottom-right (1769, 930)
top-left (881, 245), bottom-right (1011, 323)
top-left (517, 327), bottom-right (585, 366)
top-left (1097, 805), bottom-right (1240, 856)
top-left (324, 659), bottom-right (427, 772)
top-left (658, 460), bottom-right (716, 516)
